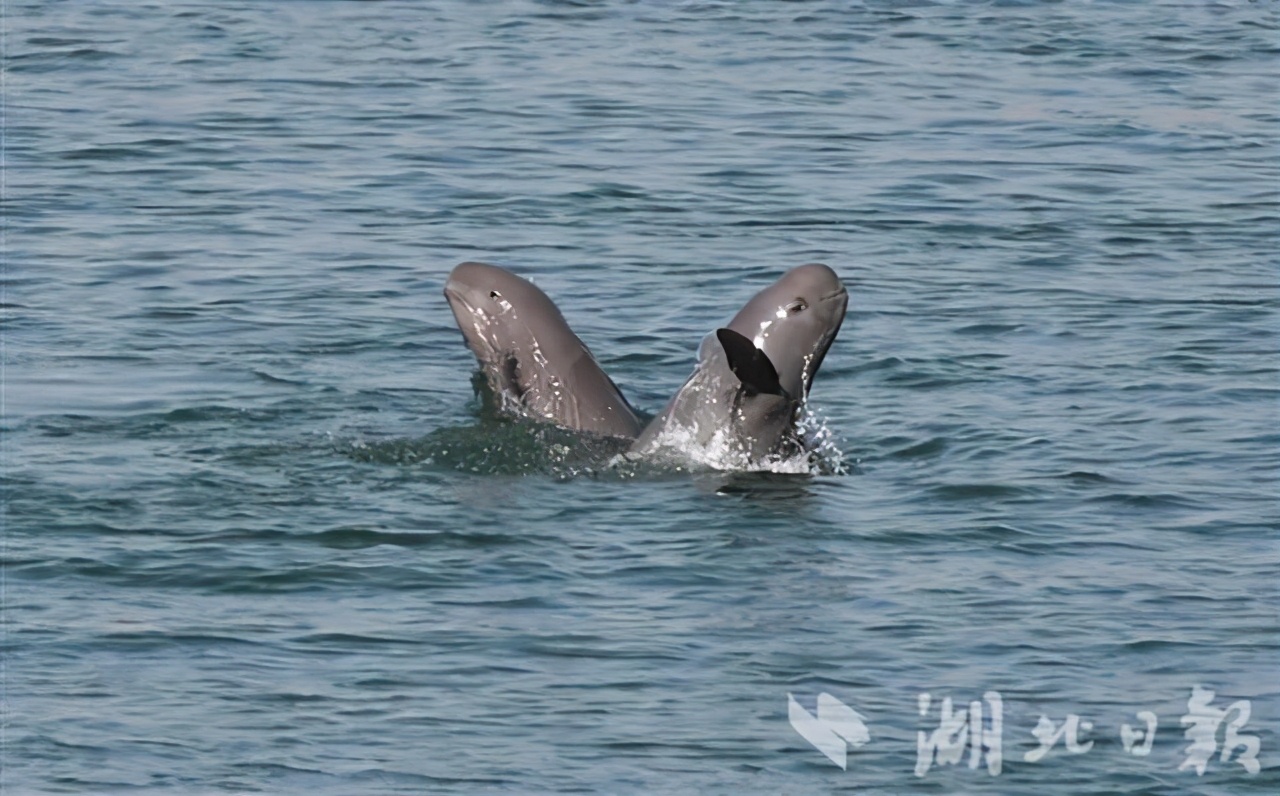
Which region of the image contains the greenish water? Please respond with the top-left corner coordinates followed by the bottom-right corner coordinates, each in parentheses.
top-left (4, 1), bottom-right (1278, 793)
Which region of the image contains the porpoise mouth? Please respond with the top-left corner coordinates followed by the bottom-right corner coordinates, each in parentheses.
top-left (442, 281), bottom-right (470, 309)
top-left (443, 285), bottom-right (500, 361)
top-left (443, 287), bottom-right (473, 325)
top-left (820, 285), bottom-right (849, 303)
top-left (799, 288), bottom-right (848, 396)
top-left (444, 282), bottom-right (492, 323)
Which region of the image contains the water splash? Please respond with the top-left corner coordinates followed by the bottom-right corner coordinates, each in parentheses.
top-left (798, 406), bottom-right (850, 476)
top-left (609, 405), bottom-right (848, 476)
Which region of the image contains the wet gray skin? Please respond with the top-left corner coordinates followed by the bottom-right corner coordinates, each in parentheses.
top-left (443, 262), bottom-right (645, 439)
top-left (630, 264), bottom-right (848, 465)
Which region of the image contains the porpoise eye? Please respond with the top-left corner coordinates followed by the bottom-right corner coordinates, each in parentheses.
top-left (787, 298), bottom-right (809, 314)
top-left (489, 290), bottom-right (501, 299)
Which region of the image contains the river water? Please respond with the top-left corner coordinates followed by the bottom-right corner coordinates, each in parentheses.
top-left (5, 1), bottom-right (1278, 793)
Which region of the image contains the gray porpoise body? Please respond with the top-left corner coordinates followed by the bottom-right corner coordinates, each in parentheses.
top-left (444, 261), bottom-right (644, 439)
top-left (629, 264), bottom-right (848, 465)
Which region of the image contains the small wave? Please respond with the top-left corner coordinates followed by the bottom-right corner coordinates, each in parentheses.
top-left (340, 420), bottom-right (630, 479)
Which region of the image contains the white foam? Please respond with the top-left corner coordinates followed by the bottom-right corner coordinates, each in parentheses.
top-left (627, 405), bottom-right (846, 475)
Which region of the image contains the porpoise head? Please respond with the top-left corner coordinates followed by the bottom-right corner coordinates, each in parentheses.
top-left (444, 261), bottom-right (578, 365)
top-left (719, 263), bottom-right (848, 402)
top-left (627, 263), bottom-right (848, 467)
top-left (443, 261), bottom-right (643, 438)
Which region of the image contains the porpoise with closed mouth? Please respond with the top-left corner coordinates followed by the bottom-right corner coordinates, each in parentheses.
top-left (629, 263), bottom-right (848, 467)
top-left (443, 261), bottom-right (644, 439)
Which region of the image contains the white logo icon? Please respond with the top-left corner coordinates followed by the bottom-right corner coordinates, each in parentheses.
top-left (788, 692), bottom-right (871, 769)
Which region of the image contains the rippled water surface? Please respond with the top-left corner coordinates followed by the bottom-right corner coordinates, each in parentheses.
top-left (5, 1), bottom-right (1279, 793)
